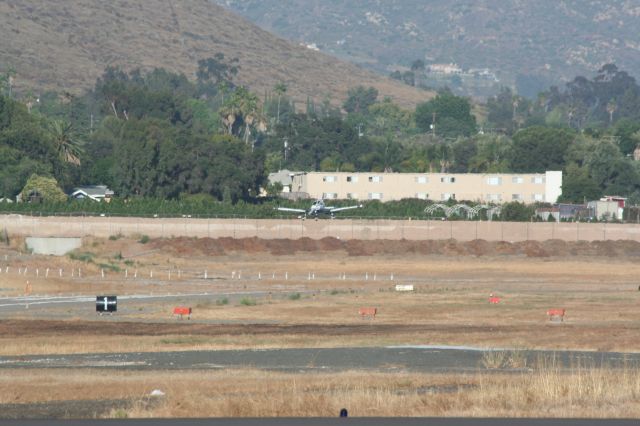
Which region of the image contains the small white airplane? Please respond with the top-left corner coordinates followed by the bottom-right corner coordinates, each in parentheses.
top-left (276, 199), bottom-right (363, 219)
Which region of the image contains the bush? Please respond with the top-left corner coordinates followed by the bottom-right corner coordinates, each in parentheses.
top-left (98, 263), bottom-right (121, 272)
top-left (216, 297), bottom-right (229, 306)
top-left (139, 235), bottom-right (150, 244)
top-left (68, 251), bottom-right (95, 263)
top-left (288, 292), bottom-right (301, 300)
top-left (239, 297), bottom-right (256, 306)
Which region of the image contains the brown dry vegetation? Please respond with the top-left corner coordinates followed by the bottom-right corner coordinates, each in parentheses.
top-left (0, 0), bottom-right (430, 108)
top-left (3, 236), bottom-right (640, 417)
top-left (2, 366), bottom-right (640, 418)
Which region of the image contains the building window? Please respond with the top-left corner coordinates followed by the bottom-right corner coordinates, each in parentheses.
top-left (487, 177), bottom-right (502, 185)
top-left (440, 177), bottom-right (456, 183)
top-left (323, 176), bottom-right (337, 183)
top-left (322, 192), bottom-right (338, 199)
top-left (415, 193), bottom-right (428, 200)
top-left (531, 176), bottom-right (545, 184)
top-left (486, 193), bottom-right (502, 201)
top-left (415, 176), bottom-right (428, 184)
top-left (368, 192), bottom-right (383, 200)
top-left (441, 193), bottom-right (456, 200)
top-left (512, 194), bottom-right (523, 201)
top-left (346, 193), bottom-right (358, 199)
top-left (532, 193), bottom-right (544, 201)
top-left (346, 176), bottom-right (358, 183)
top-left (512, 176), bottom-right (524, 184)
top-left (368, 175), bottom-right (382, 183)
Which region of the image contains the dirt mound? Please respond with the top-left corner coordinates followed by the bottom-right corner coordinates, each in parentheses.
top-left (148, 237), bottom-right (640, 258)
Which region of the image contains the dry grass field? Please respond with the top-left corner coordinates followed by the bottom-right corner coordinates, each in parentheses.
top-left (2, 235), bottom-right (640, 417)
top-left (2, 366), bottom-right (640, 418)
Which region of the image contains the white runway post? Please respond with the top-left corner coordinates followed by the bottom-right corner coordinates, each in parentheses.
top-left (374, 273), bottom-right (377, 281)
top-left (312, 273), bottom-right (315, 280)
top-left (71, 269), bottom-right (74, 278)
top-left (134, 269), bottom-right (138, 279)
top-left (366, 272), bottom-right (368, 280)
top-left (308, 272), bottom-right (311, 280)
top-left (204, 270), bottom-right (208, 280)
top-left (78, 268), bottom-right (81, 278)
top-left (390, 273), bottom-right (394, 281)
top-left (101, 269), bottom-right (105, 279)
top-left (125, 269), bottom-right (128, 278)
top-left (232, 271), bottom-right (235, 279)
top-left (24, 267), bottom-right (28, 275)
top-left (59, 268), bottom-right (62, 277)
top-left (168, 270), bottom-right (171, 280)
top-left (46, 268), bottom-right (49, 278)
top-left (36, 269), bottom-right (39, 277)
top-left (258, 272), bottom-right (261, 280)
top-left (150, 270), bottom-right (153, 279)
top-left (272, 272), bottom-right (275, 279)
top-left (285, 272), bottom-right (288, 280)
top-left (238, 271), bottom-right (242, 279)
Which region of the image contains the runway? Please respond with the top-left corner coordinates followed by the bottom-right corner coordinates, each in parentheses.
top-left (1, 346), bottom-right (638, 373)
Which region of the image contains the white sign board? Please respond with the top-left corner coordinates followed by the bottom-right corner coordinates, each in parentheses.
top-left (395, 284), bottom-right (414, 292)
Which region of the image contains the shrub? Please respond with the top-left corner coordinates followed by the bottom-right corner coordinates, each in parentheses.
top-left (99, 263), bottom-right (121, 272)
top-left (216, 297), bottom-right (229, 306)
top-left (288, 292), bottom-right (301, 300)
top-left (139, 235), bottom-right (150, 244)
top-left (239, 297), bottom-right (256, 306)
top-left (68, 251), bottom-right (95, 263)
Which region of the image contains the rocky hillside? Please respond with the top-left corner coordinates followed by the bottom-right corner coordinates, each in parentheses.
top-left (214, 0), bottom-right (640, 96)
top-left (0, 0), bottom-right (430, 107)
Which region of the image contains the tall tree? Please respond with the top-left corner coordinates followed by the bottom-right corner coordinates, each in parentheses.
top-left (343, 86), bottom-right (378, 114)
top-left (415, 90), bottom-right (476, 138)
top-left (510, 126), bottom-right (574, 172)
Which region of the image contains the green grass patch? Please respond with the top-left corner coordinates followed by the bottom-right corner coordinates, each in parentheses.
top-left (68, 251), bottom-right (95, 263)
top-left (288, 292), bottom-right (301, 300)
top-left (98, 263), bottom-right (121, 272)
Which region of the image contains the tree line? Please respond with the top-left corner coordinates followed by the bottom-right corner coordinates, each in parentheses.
top-left (1, 60), bottom-right (640, 209)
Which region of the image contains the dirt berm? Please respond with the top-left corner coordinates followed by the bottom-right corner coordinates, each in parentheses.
top-left (149, 237), bottom-right (640, 258)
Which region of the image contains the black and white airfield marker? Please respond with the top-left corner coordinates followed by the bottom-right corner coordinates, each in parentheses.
top-left (96, 295), bottom-right (117, 315)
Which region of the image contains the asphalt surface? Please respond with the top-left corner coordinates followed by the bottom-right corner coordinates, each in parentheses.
top-left (1, 346), bottom-right (639, 373)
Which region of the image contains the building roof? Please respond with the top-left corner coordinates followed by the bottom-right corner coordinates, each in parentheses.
top-left (71, 185), bottom-right (114, 201)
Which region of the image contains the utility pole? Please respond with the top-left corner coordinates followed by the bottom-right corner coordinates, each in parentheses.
top-left (431, 112), bottom-right (436, 137)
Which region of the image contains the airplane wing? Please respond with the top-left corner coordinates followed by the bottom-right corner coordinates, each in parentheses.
top-left (328, 204), bottom-right (363, 213)
top-left (275, 207), bottom-right (307, 214)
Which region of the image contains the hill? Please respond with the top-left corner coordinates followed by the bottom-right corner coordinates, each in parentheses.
top-left (213, 0), bottom-right (640, 97)
top-left (0, 0), bottom-right (430, 108)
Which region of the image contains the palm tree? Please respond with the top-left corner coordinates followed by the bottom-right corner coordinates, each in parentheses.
top-left (274, 82), bottom-right (287, 124)
top-left (49, 120), bottom-right (84, 165)
top-left (236, 87), bottom-right (266, 146)
top-left (219, 94), bottom-right (241, 135)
